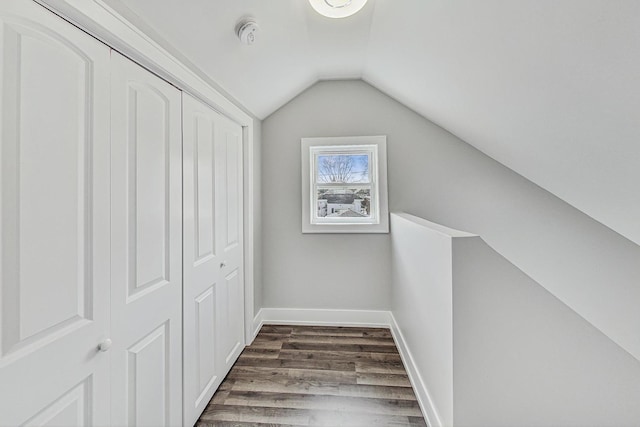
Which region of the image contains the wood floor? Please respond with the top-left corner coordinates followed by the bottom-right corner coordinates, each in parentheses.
top-left (196, 325), bottom-right (427, 427)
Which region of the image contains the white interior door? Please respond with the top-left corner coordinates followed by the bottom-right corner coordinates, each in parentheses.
top-left (182, 93), bottom-right (244, 426)
top-left (110, 51), bottom-right (183, 427)
top-left (0, 1), bottom-right (111, 426)
top-left (214, 104), bottom-right (245, 376)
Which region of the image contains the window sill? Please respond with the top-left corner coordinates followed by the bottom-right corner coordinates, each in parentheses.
top-left (302, 219), bottom-right (389, 234)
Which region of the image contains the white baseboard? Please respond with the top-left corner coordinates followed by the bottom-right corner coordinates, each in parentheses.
top-left (258, 308), bottom-right (392, 327)
top-left (389, 313), bottom-right (443, 427)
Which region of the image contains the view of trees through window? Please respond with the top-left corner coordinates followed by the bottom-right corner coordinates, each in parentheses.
top-left (317, 154), bottom-right (369, 183)
top-left (316, 154), bottom-right (372, 218)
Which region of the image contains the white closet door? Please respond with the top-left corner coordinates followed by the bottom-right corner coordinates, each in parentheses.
top-left (214, 103), bottom-right (245, 376)
top-left (110, 51), bottom-right (183, 427)
top-left (182, 94), bottom-right (244, 427)
top-left (0, 1), bottom-right (111, 426)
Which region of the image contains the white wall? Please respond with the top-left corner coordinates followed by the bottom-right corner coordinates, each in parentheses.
top-left (391, 214), bottom-right (473, 426)
top-left (391, 213), bottom-right (640, 427)
top-left (261, 90), bottom-right (391, 311)
top-left (261, 79), bottom-right (640, 361)
top-left (453, 236), bottom-right (640, 427)
top-left (366, 0), bottom-right (640, 247)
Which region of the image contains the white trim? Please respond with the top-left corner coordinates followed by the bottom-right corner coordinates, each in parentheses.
top-left (260, 308), bottom-right (392, 328)
top-left (251, 309), bottom-right (265, 344)
top-left (389, 313), bottom-right (443, 427)
top-left (34, 0), bottom-right (258, 347)
top-left (242, 125), bottom-right (256, 345)
top-left (35, 0), bottom-right (251, 126)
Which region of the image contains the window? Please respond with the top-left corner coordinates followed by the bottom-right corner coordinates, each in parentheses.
top-left (301, 136), bottom-right (389, 233)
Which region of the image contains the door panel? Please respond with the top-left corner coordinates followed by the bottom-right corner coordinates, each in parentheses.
top-left (126, 83), bottom-right (172, 300)
top-left (183, 93), bottom-right (244, 426)
top-left (195, 285), bottom-right (216, 405)
top-left (224, 131), bottom-right (240, 249)
top-left (127, 323), bottom-right (169, 427)
top-left (110, 51), bottom-right (182, 427)
top-left (23, 378), bottom-right (91, 427)
top-left (0, 1), bottom-right (110, 425)
top-left (2, 6), bottom-right (94, 353)
top-left (221, 270), bottom-right (243, 366)
top-left (216, 116), bottom-right (244, 376)
top-left (194, 115), bottom-right (216, 263)
top-left (129, 84), bottom-right (171, 294)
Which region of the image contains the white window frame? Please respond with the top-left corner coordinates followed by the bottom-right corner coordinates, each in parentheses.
top-left (301, 135), bottom-right (389, 233)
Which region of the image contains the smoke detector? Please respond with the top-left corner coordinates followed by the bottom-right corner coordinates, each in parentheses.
top-left (236, 19), bottom-right (259, 45)
top-left (308, 0), bottom-right (369, 18)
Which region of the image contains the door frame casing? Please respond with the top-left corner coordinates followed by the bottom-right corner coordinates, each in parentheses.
top-left (33, 0), bottom-right (259, 344)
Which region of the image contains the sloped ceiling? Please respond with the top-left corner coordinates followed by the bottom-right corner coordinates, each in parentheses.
top-left (104, 0), bottom-right (640, 246)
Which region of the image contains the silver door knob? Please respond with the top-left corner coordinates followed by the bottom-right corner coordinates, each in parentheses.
top-left (98, 339), bottom-right (112, 352)
top-left (220, 261), bottom-right (227, 268)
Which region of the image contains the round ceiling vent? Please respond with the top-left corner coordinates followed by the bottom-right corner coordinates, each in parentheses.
top-left (308, 0), bottom-right (369, 18)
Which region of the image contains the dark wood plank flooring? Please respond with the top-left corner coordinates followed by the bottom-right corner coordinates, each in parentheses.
top-left (196, 325), bottom-right (427, 427)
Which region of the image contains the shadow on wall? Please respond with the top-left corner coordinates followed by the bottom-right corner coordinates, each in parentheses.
top-left (391, 213), bottom-right (640, 427)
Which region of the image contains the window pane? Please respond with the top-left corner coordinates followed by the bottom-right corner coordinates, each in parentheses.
top-left (316, 154), bottom-right (369, 183)
top-left (316, 188), bottom-right (372, 218)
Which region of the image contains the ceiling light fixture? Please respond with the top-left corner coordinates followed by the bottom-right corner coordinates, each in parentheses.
top-left (308, 0), bottom-right (369, 19)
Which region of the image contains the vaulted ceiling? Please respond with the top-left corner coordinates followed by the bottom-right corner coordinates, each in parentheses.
top-left (104, 0), bottom-right (640, 246)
